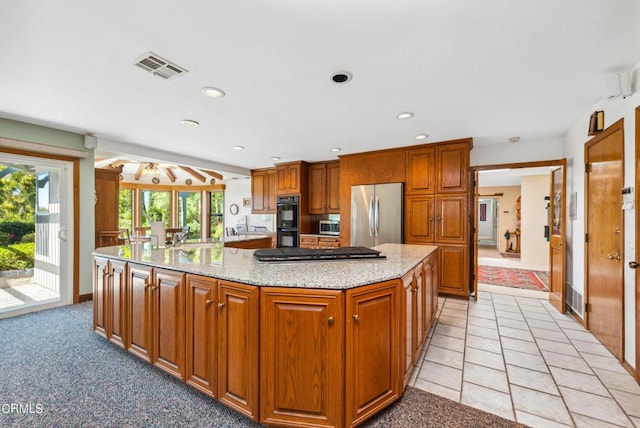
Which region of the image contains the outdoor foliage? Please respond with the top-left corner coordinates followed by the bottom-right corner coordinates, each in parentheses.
top-left (141, 190), bottom-right (170, 227)
top-left (0, 242), bottom-right (35, 271)
top-left (0, 167), bottom-right (36, 222)
top-left (0, 221), bottom-right (35, 243)
top-left (119, 188), bottom-right (133, 229)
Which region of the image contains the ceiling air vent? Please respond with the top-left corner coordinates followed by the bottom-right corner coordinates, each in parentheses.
top-left (134, 52), bottom-right (188, 80)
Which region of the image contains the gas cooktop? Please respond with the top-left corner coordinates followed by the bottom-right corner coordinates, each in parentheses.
top-left (253, 247), bottom-right (385, 262)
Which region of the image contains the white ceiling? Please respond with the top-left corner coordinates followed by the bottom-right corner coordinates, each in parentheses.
top-left (1, 1), bottom-right (639, 177)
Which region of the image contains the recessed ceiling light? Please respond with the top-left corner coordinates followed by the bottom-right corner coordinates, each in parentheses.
top-left (271, 156), bottom-right (281, 161)
top-left (331, 147), bottom-right (342, 152)
top-left (509, 136), bottom-right (520, 143)
top-left (232, 145), bottom-right (245, 150)
top-left (331, 71), bottom-right (352, 84)
top-left (415, 134), bottom-right (429, 140)
top-left (201, 87), bottom-right (226, 98)
top-left (397, 112), bottom-right (414, 120)
top-left (181, 119), bottom-right (200, 127)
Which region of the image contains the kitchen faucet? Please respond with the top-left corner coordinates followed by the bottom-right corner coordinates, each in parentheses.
top-left (172, 228), bottom-right (190, 247)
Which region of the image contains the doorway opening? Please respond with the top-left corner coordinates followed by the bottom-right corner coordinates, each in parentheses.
top-left (0, 152), bottom-right (74, 319)
top-left (472, 159), bottom-right (566, 306)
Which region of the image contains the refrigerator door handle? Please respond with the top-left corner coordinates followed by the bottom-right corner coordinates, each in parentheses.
top-left (368, 196), bottom-right (375, 237)
top-left (374, 196), bottom-right (380, 237)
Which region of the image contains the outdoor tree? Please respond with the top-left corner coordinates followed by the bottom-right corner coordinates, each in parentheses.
top-left (0, 167), bottom-right (36, 222)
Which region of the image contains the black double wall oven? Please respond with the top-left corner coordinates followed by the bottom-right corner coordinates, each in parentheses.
top-left (276, 195), bottom-right (299, 248)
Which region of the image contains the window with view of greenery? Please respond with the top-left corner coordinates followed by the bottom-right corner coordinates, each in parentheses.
top-left (210, 191), bottom-right (223, 241)
top-left (177, 191), bottom-right (201, 240)
top-left (119, 188), bottom-right (133, 230)
top-left (141, 190), bottom-right (170, 227)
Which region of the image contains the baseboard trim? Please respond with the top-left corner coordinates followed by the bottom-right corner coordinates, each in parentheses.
top-left (78, 293), bottom-right (93, 303)
top-left (621, 360), bottom-right (638, 382)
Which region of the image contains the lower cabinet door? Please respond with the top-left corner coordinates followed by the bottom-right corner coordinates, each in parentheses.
top-left (346, 280), bottom-right (401, 427)
top-left (127, 264), bottom-right (153, 363)
top-left (218, 280), bottom-right (259, 420)
top-left (153, 269), bottom-right (186, 379)
top-left (109, 260), bottom-right (127, 348)
top-left (437, 244), bottom-right (469, 297)
top-left (93, 257), bottom-right (109, 339)
top-left (185, 274), bottom-right (218, 398)
top-left (261, 288), bottom-right (344, 428)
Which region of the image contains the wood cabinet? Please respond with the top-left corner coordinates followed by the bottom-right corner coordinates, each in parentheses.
top-left (404, 139), bottom-right (471, 297)
top-left (95, 167), bottom-right (122, 248)
top-left (93, 257), bottom-right (127, 347)
top-left (309, 161), bottom-right (340, 214)
top-left (127, 263), bottom-right (153, 362)
top-left (406, 194), bottom-right (467, 245)
top-left (251, 168), bottom-right (276, 213)
top-left (218, 280), bottom-right (259, 420)
top-left (406, 146), bottom-right (436, 194)
top-left (151, 273), bottom-right (260, 419)
top-left (276, 161), bottom-right (309, 195)
top-left (423, 252), bottom-right (439, 338)
top-left (346, 280), bottom-right (400, 427)
top-left (438, 244), bottom-right (469, 297)
top-left (300, 234), bottom-right (340, 249)
top-left (435, 142), bottom-right (470, 194)
top-left (126, 264), bottom-right (186, 378)
top-left (185, 274), bottom-right (218, 398)
top-left (261, 288), bottom-right (344, 428)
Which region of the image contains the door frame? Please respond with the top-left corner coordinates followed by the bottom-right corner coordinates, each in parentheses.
top-left (0, 146), bottom-right (80, 304)
top-left (472, 158), bottom-right (567, 303)
top-left (635, 106), bottom-right (640, 381)
top-left (584, 118), bottom-right (625, 360)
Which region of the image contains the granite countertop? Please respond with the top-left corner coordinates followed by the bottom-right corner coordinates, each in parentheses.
top-left (300, 234), bottom-right (341, 238)
top-left (93, 243), bottom-right (437, 290)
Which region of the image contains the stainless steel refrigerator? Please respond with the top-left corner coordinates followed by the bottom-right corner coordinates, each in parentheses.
top-left (350, 183), bottom-right (403, 247)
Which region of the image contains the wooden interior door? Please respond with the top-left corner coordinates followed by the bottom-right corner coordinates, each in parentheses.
top-left (548, 167), bottom-right (566, 313)
top-left (585, 119), bottom-right (625, 360)
top-left (472, 170), bottom-right (479, 300)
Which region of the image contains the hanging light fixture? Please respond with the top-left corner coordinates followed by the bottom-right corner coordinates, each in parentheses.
top-left (142, 162), bottom-right (160, 177)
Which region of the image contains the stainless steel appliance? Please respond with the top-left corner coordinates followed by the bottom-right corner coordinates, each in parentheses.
top-left (350, 183), bottom-right (403, 247)
top-left (319, 220), bottom-right (340, 236)
top-left (276, 195), bottom-right (299, 247)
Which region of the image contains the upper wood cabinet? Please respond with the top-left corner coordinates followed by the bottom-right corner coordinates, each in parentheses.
top-left (251, 168), bottom-right (276, 214)
top-left (275, 161), bottom-right (309, 195)
top-left (261, 287), bottom-right (344, 428)
top-left (309, 161), bottom-right (340, 214)
top-left (406, 147), bottom-right (436, 194)
top-left (435, 141), bottom-right (470, 194)
top-left (406, 141), bottom-right (470, 195)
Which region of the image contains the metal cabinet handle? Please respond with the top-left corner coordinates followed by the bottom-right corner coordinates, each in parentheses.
top-left (328, 316), bottom-right (334, 325)
top-left (205, 299), bottom-right (213, 306)
top-left (218, 302), bottom-right (225, 309)
top-left (352, 314), bottom-right (359, 321)
top-left (629, 261), bottom-right (639, 269)
top-left (607, 254), bottom-right (621, 262)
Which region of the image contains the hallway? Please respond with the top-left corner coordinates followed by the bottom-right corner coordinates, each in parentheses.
top-left (410, 291), bottom-right (640, 427)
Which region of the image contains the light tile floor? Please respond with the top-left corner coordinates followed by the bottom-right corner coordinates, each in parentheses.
top-left (411, 291), bottom-right (640, 428)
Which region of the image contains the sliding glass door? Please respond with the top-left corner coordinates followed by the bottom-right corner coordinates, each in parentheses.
top-left (0, 153), bottom-right (73, 318)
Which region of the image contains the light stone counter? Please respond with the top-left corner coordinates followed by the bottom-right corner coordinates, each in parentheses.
top-left (93, 242), bottom-right (437, 289)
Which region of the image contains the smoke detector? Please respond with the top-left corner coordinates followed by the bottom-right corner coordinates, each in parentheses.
top-left (134, 52), bottom-right (188, 80)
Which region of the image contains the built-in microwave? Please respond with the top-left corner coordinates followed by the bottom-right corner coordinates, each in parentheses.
top-left (319, 220), bottom-right (340, 236)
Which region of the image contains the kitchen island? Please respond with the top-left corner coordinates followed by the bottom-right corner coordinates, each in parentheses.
top-left (93, 242), bottom-right (439, 428)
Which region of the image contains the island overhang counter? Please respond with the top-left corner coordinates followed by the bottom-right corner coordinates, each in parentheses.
top-left (93, 242), bottom-right (439, 428)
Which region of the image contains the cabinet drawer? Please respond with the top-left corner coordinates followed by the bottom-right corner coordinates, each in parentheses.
top-left (318, 238), bottom-right (340, 248)
top-left (300, 236), bottom-right (319, 248)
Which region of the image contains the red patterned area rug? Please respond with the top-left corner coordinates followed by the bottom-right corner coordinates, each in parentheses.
top-left (478, 266), bottom-right (548, 291)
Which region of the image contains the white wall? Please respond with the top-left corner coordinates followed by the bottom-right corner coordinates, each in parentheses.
top-left (479, 186), bottom-right (521, 253)
top-left (520, 175), bottom-right (550, 268)
top-left (471, 137), bottom-right (564, 167)
top-left (562, 62), bottom-right (640, 368)
top-left (223, 179), bottom-right (275, 233)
